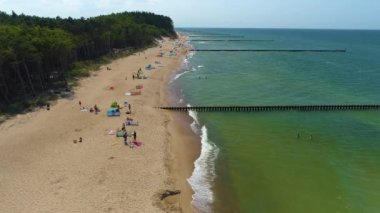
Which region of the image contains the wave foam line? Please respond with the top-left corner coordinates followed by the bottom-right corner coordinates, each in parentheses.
top-left (169, 47), bottom-right (196, 84)
top-left (187, 104), bottom-right (200, 134)
top-left (171, 70), bottom-right (191, 83)
top-left (187, 105), bottom-right (219, 213)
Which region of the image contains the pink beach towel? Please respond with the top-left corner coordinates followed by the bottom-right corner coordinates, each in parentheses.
top-left (133, 141), bottom-right (143, 147)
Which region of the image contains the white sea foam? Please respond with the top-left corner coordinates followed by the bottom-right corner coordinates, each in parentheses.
top-left (187, 51), bottom-right (195, 60)
top-left (183, 54), bottom-right (193, 68)
top-left (169, 49), bottom-right (196, 84)
top-left (183, 58), bottom-right (189, 65)
top-left (187, 104), bottom-right (219, 213)
top-left (170, 64), bottom-right (199, 84)
top-left (198, 65), bottom-right (204, 68)
top-left (187, 104), bottom-right (200, 134)
top-left (172, 70), bottom-right (191, 82)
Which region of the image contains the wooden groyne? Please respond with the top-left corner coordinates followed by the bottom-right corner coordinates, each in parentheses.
top-left (188, 35), bottom-right (245, 38)
top-left (190, 49), bottom-right (346, 53)
top-left (191, 39), bottom-right (275, 42)
top-left (156, 105), bottom-right (380, 112)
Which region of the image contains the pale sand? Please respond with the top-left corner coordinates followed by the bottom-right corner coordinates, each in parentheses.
top-left (0, 36), bottom-right (199, 212)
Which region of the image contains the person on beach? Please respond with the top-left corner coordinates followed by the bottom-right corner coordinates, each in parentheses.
top-left (123, 133), bottom-right (127, 145)
top-left (133, 74), bottom-right (135, 80)
top-left (133, 131), bottom-right (137, 141)
top-left (94, 104), bottom-right (99, 114)
top-left (128, 104), bottom-right (131, 113)
top-left (46, 104), bottom-right (50, 111)
top-left (79, 101), bottom-right (82, 107)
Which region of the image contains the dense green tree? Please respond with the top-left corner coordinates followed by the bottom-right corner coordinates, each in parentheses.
top-left (0, 11), bottom-right (176, 107)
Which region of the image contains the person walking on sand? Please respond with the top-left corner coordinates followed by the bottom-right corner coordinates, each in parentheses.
top-left (123, 133), bottom-right (127, 145)
top-left (128, 104), bottom-right (131, 113)
top-left (133, 131), bottom-right (137, 141)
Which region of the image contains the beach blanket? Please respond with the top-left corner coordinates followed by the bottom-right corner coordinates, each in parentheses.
top-left (133, 141), bottom-right (143, 147)
top-left (131, 90), bottom-right (142, 96)
top-left (145, 65), bottom-right (155, 70)
top-left (108, 130), bottom-right (116, 135)
top-left (80, 108), bottom-right (88, 112)
top-left (125, 121), bottom-right (139, 126)
top-left (126, 131), bottom-right (134, 137)
top-left (116, 131), bottom-right (126, 137)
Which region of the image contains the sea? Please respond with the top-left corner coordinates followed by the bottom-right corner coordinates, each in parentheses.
top-left (170, 28), bottom-right (380, 213)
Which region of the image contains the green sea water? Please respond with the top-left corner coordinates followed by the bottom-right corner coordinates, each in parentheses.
top-left (174, 28), bottom-right (380, 213)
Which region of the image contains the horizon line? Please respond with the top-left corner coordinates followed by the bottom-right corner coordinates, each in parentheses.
top-left (175, 27), bottom-right (380, 31)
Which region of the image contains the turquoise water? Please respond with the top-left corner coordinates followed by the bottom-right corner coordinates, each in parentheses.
top-left (174, 28), bottom-right (380, 213)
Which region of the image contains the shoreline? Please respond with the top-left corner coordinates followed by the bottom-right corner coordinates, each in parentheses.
top-left (161, 35), bottom-right (201, 212)
top-left (0, 36), bottom-right (199, 212)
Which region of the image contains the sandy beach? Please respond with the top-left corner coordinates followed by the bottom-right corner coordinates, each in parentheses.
top-left (0, 36), bottom-right (199, 212)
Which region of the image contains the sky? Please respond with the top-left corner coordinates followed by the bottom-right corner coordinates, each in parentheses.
top-left (1, 0), bottom-right (380, 29)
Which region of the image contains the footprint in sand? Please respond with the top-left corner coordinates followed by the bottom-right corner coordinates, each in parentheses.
top-left (50, 176), bottom-right (66, 195)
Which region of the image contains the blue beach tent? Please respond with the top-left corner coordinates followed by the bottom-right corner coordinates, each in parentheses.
top-left (107, 107), bottom-right (120, 117)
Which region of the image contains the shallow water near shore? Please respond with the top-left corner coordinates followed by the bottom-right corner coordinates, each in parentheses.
top-left (173, 28), bottom-right (380, 212)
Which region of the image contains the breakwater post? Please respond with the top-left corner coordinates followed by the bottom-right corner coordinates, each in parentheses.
top-left (156, 104), bottom-right (380, 112)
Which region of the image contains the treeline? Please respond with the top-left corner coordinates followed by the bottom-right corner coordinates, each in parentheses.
top-left (0, 11), bottom-right (176, 108)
